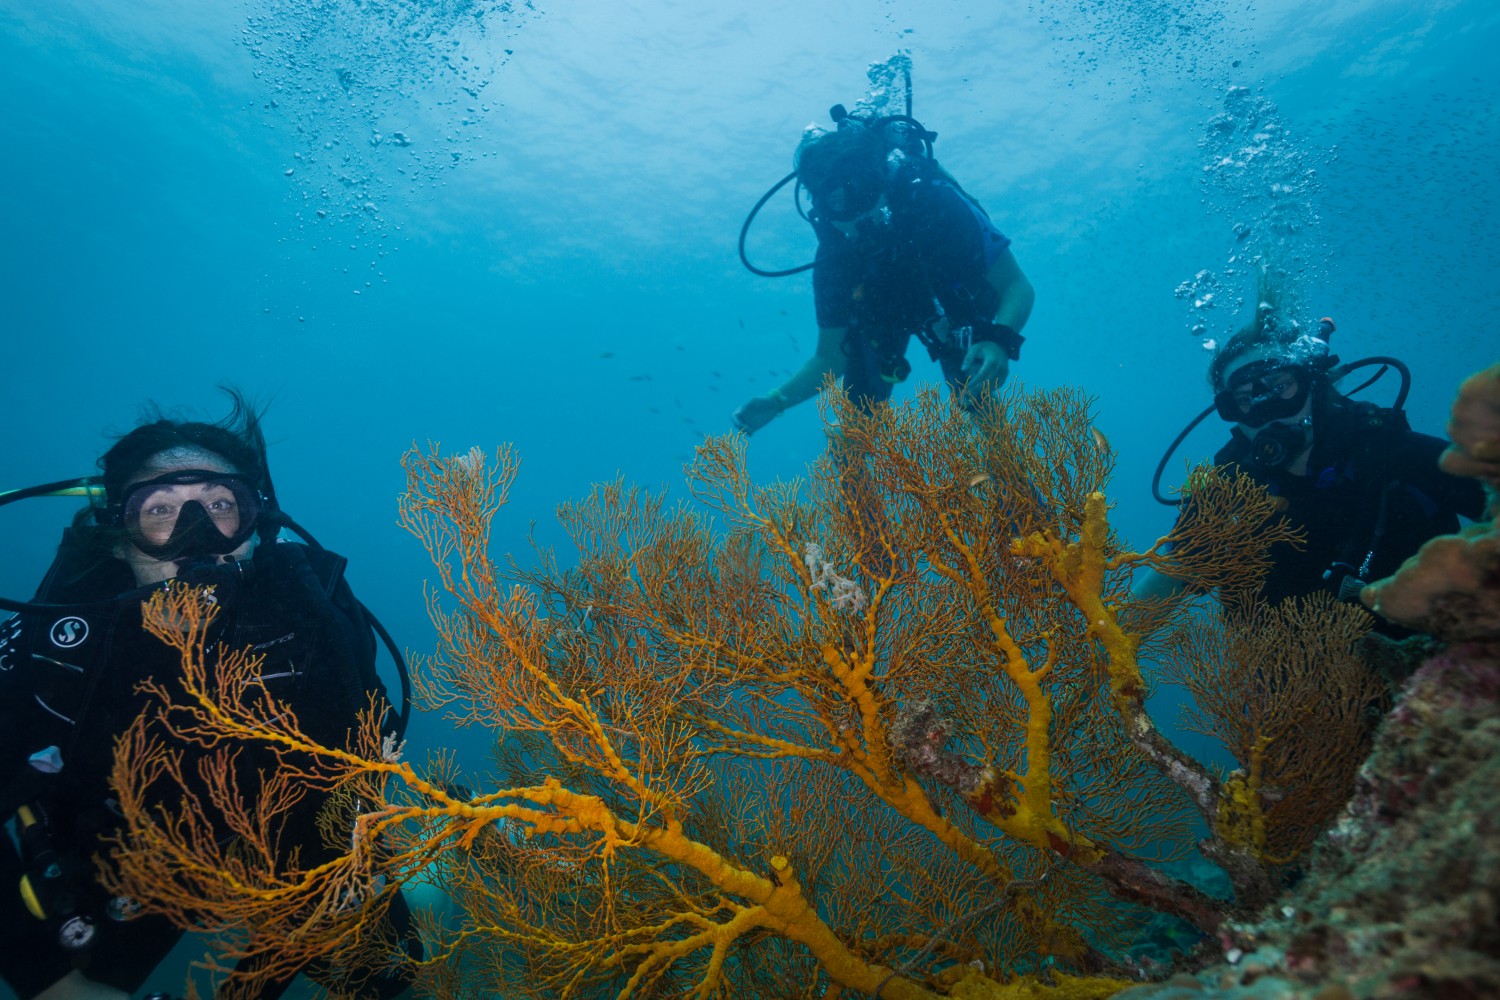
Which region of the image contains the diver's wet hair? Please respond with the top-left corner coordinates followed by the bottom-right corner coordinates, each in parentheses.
top-left (97, 387), bottom-right (274, 510)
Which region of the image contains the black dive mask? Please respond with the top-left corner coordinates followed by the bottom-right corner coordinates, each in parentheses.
top-left (114, 470), bottom-right (265, 562)
top-left (1246, 420), bottom-right (1311, 471)
top-left (1214, 361), bottom-right (1312, 428)
top-left (812, 160), bottom-right (885, 223)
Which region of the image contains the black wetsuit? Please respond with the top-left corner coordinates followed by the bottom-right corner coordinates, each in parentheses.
top-left (812, 167), bottom-right (1013, 408)
top-left (1215, 394), bottom-right (1486, 612)
top-left (0, 535), bottom-right (420, 999)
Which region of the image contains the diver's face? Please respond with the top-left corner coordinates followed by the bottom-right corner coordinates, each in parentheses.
top-left (811, 149), bottom-right (890, 243)
top-left (813, 160), bottom-right (883, 220)
top-left (114, 447), bottom-right (261, 584)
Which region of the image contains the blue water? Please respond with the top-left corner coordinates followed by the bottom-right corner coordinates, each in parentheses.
top-left (0, 0), bottom-right (1495, 993)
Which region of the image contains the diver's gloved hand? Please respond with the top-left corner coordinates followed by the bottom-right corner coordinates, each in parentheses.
top-left (959, 340), bottom-right (1011, 399)
top-left (732, 390), bottom-right (788, 435)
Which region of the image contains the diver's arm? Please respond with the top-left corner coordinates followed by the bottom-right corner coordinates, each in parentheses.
top-left (1396, 428), bottom-right (1490, 521)
top-left (1131, 566), bottom-right (1191, 603)
top-left (774, 325), bottom-right (848, 407)
top-left (987, 248), bottom-right (1034, 336)
top-left (733, 326), bottom-right (847, 434)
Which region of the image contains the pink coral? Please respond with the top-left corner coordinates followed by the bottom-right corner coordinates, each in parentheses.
top-left (1362, 361), bottom-right (1500, 642)
top-left (1440, 362), bottom-right (1500, 485)
top-left (1361, 521), bottom-right (1500, 641)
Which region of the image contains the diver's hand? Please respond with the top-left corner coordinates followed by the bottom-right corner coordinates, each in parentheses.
top-left (960, 340), bottom-right (1010, 396)
top-left (732, 392), bottom-right (786, 435)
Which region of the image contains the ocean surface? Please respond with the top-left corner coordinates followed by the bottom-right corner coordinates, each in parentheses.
top-left (1, 0), bottom-right (1495, 995)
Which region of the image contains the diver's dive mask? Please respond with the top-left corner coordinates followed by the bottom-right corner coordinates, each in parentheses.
top-left (1214, 361), bottom-right (1312, 428)
top-left (811, 158), bottom-right (886, 223)
top-left (112, 469), bottom-right (266, 561)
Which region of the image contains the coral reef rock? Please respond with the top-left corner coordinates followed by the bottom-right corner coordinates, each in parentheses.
top-left (1113, 642), bottom-right (1500, 999)
top-left (1363, 361), bottom-right (1500, 641)
top-left (1440, 362), bottom-right (1500, 485)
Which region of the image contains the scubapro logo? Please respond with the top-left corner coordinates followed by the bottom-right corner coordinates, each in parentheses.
top-left (50, 617), bottom-right (90, 649)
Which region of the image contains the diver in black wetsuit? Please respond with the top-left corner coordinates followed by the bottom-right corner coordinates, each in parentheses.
top-left (734, 104), bottom-right (1034, 433)
top-left (1140, 294), bottom-right (1486, 622)
top-left (0, 391), bottom-right (419, 1000)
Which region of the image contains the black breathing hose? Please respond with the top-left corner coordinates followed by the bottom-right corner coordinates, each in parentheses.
top-left (1150, 404), bottom-right (1217, 506)
top-left (737, 170), bottom-right (814, 278)
top-left (1150, 355), bottom-right (1414, 507)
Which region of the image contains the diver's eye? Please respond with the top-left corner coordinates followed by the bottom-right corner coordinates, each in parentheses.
top-left (1268, 374), bottom-right (1299, 397)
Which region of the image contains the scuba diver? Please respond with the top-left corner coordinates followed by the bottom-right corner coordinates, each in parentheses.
top-left (0, 390), bottom-right (419, 1000)
top-left (733, 67), bottom-right (1034, 433)
top-left (1139, 283), bottom-right (1487, 617)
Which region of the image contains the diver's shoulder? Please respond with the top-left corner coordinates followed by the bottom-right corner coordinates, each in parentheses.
top-left (255, 537), bottom-right (351, 585)
top-left (1327, 396), bottom-right (1412, 438)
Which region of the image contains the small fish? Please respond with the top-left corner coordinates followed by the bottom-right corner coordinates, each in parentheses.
top-left (738, 318), bottom-right (745, 328)
top-left (599, 351), bottom-right (615, 359)
top-left (710, 370), bottom-right (722, 378)
top-left (630, 374), bottom-right (653, 382)
top-left (969, 473), bottom-right (990, 488)
top-left (1090, 426), bottom-right (1112, 456)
